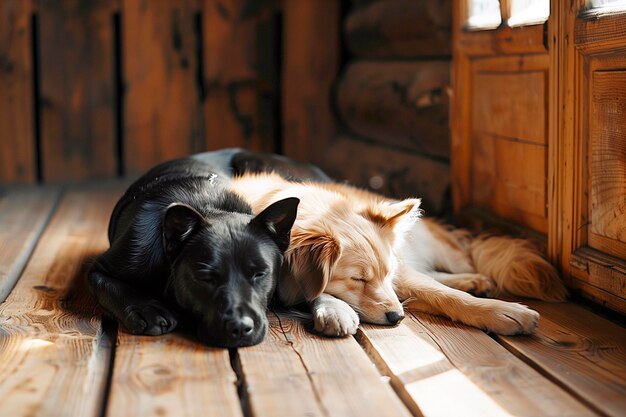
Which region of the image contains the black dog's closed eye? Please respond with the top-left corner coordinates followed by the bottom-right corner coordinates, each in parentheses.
top-left (252, 271), bottom-right (267, 282)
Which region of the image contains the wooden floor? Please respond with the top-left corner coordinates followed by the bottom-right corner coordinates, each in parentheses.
top-left (1, 185), bottom-right (625, 417)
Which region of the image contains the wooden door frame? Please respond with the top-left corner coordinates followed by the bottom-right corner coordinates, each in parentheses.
top-left (549, 0), bottom-right (626, 311)
top-left (451, 0), bottom-right (547, 220)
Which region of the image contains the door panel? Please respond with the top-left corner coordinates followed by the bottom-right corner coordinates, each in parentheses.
top-left (473, 69), bottom-right (546, 145)
top-left (553, 0), bottom-right (626, 312)
top-left (452, 0), bottom-right (549, 233)
top-left (590, 70), bottom-right (626, 258)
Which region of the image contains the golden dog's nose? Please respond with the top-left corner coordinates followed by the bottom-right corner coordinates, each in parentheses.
top-left (386, 311), bottom-right (404, 325)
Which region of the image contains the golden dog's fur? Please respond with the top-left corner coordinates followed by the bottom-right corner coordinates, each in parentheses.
top-left (228, 173), bottom-right (568, 336)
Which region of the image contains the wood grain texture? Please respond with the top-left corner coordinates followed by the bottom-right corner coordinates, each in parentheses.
top-left (473, 69), bottom-right (547, 145)
top-left (497, 301), bottom-right (626, 417)
top-left (450, 0), bottom-right (472, 213)
top-left (589, 70), bottom-right (626, 253)
top-left (357, 312), bottom-right (594, 417)
top-left (107, 333), bottom-right (242, 417)
top-left (547, 0), bottom-right (562, 266)
top-left (0, 187), bottom-right (59, 303)
top-left (569, 247), bottom-right (626, 314)
top-left (0, 187), bottom-right (121, 417)
top-left (345, 0), bottom-right (451, 59)
top-left (123, 0), bottom-right (203, 175)
top-left (202, 0), bottom-right (277, 152)
top-left (337, 61), bottom-right (451, 160)
top-left (575, 10), bottom-right (626, 53)
top-left (552, 0), bottom-right (626, 311)
top-left (458, 24), bottom-right (546, 56)
top-left (39, 0), bottom-right (116, 182)
top-left (568, 276), bottom-right (626, 314)
top-left (0, 0), bottom-right (36, 183)
top-left (237, 313), bottom-right (413, 417)
top-left (323, 137), bottom-right (451, 216)
top-left (451, 0), bottom-right (550, 234)
top-left (282, 0), bottom-right (339, 163)
top-left (551, 0), bottom-right (589, 296)
top-left (472, 134), bottom-right (548, 233)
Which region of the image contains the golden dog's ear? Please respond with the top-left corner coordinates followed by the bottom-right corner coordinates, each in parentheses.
top-left (278, 229), bottom-right (341, 306)
top-left (361, 198), bottom-right (422, 229)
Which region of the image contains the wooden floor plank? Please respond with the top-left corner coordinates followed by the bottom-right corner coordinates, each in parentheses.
top-left (107, 333), bottom-right (242, 417)
top-left (0, 187), bottom-right (60, 302)
top-left (497, 301), bottom-right (626, 417)
top-left (237, 313), bottom-right (413, 417)
top-left (0, 187), bottom-right (121, 417)
top-left (357, 311), bottom-right (596, 417)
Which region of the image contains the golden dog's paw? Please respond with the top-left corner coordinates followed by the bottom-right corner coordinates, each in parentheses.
top-left (482, 302), bottom-right (540, 335)
top-left (456, 274), bottom-right (498, 297)
top-left (313, 301), bottom-right (360, 337)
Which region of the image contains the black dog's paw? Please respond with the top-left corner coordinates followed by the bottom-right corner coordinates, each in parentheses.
top-left (122, 302), bottom-right (178, 336)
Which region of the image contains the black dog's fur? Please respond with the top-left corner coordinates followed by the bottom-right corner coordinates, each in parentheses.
top-left (188, 148), bottom-right (332, 183)
top-left (88, 157), bottom-right (299, 347)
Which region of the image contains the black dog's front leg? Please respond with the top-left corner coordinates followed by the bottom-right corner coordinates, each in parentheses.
top-left (88, 271), bottom-right (177, 336)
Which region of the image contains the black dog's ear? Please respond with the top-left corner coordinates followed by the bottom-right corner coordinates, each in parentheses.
top-left (251, 197), bottom-right (299, 252)
top-left (163, 203), bottom-right (205, 259)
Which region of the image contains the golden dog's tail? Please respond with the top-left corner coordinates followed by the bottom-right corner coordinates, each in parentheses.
top-left (469, 236), bottom-right (568, 302)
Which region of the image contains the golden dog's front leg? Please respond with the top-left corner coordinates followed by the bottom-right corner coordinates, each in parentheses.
top-left (310, 293), bottom-right (360, 337)
top-left (393, 264), bottom-right (539, 335)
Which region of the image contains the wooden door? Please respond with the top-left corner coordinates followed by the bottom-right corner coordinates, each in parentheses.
top-left (452, 0), bottom-right (551, 234)
top-left (552, 0), bottom-right (626, 313)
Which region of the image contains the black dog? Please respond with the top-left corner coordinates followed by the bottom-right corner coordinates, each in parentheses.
top-left (88, 157), bottom-right (299, 347)
top-left (188, 148), bottom-right (332, 183)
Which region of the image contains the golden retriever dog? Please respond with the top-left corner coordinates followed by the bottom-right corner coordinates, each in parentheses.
top-left (227, 173), bottom-right (568, 337)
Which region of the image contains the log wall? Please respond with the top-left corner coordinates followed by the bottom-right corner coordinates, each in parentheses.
top-left (317, 0), bottom-right (453, 215)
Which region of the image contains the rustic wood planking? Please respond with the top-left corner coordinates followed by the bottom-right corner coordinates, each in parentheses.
top-left (123, 0), bottom-right (204, 175)
top-left (345, 0), bottom-right (451, 59)
top-left (357, 311), bottom-right (595, 417)
top-left (237, 313), bottom-right (413, 417)
top-left (107, 333), bottom-right (242, 417)
top-left (282, 0), bottom-right (339, 163)
top-left (39, 0), bottom-right (117, 182)
top-left (337, 61), bottom-right (451, 160)
top-left (0, 187), bottom-right (121, 417)
top-left (202, 0), bottom-right (277, 152)
top-left (0, 187), bottom-right (59, 303)
top-left (0, 0), bottom-right (36, 183)
top-left (497, 301), bottom-right (626, 417)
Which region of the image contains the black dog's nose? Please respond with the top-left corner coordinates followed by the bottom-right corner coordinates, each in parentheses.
top-left (226, 316), bottom-right (254, 338)
top-left (386, 311), bottom-right (404, 325)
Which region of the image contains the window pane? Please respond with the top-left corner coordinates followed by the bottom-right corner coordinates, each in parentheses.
top-left (508, 0), bottom-right (550, 26)
top-left (588, 0), bottom-right (626, 12)
top-left (467, 0), bottom-right (502, 29)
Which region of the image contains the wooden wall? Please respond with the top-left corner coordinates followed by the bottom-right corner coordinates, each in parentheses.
top-left (0, 0), bottom-right (282, 183)
top-left (315, 0), bottom-right (453, 216)
top-left (1, 0), bottom-right (451, 218)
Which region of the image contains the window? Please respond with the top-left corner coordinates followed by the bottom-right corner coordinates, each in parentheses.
top-left (508, 0), bottom-right (550, 26)
top-left (587, 0), bottom-right (626, 12)
top-left (467, 0), bottom-right (502, 29)
top-left (466, 0), bottom-right (550, 30)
